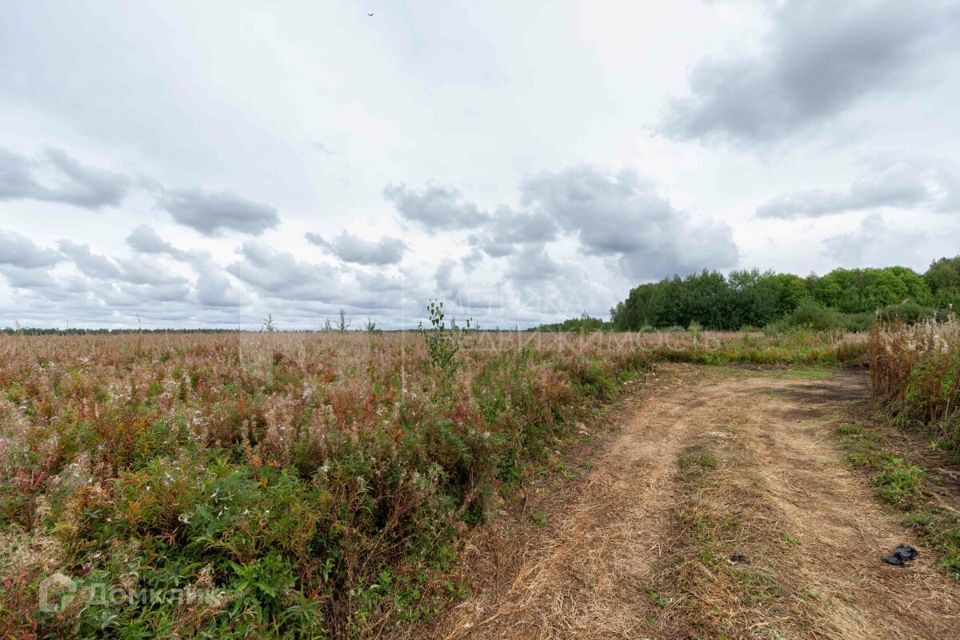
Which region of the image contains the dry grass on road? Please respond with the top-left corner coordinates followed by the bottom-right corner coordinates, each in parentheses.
top-left (419, 365), bottom-right (960, 640)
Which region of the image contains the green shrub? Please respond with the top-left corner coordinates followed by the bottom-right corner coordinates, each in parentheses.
top-left (765, 301), bottom-right (872, 333)
top-left (877, 301), bottom-right (943, 324)
top-left (872, 456), bottom-right (925, 505)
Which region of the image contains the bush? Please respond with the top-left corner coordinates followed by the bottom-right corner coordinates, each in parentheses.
top-left (877, 301), bottom-right (944, 324)
top-left (765, 301), bottom-right (872, 333)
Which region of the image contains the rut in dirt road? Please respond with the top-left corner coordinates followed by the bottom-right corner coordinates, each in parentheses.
top-left (417, 365), bottom-right (960, 640)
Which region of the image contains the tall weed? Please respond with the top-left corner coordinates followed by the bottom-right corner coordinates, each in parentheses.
top-left (870, 318), bottom-right (960, 453)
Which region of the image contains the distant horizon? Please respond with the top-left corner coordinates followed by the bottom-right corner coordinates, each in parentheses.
top-left (6, 254), bottom-right (957, 332)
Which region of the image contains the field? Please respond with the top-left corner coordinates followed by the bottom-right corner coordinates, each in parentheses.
top-left (3, 325), bottom-right (960, 639)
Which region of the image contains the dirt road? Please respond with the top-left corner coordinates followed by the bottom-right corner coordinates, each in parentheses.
top-left (418, 364), bottom-right (960, 640)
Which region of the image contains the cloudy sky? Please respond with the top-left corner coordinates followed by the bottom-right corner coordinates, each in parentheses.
top-left (2, 0), bottom-right (959, 329)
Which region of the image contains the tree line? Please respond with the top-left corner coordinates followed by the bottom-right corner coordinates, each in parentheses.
top-left (607, 256), bottom-right (960, 332)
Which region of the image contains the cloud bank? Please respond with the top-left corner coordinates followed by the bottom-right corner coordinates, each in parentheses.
top-left (662, 1), bottom-right (960, 144)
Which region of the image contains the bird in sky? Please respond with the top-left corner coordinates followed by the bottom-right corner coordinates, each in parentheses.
top-left (368, 12), bottom-right (374, 17)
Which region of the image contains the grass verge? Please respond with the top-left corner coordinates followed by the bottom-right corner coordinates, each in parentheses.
top-left (837, 421), bottom-right (960, 579)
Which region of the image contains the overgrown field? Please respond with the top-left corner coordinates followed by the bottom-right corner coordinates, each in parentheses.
top-left (0, 327), bottom-right (864, 638)
top-left (870, 318), bottom-right (960, 455)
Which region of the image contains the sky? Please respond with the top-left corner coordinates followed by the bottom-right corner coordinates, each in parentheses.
top-left (1, 0), bottom-right (959, 329)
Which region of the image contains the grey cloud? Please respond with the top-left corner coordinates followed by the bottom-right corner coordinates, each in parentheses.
top-left (933, 163), bottom-right (960, 213)
top-left (383, 185), bottom-right (558, 258)
top-left (149, 283), bottom-right (193, 302)
top-left (0, 148), bottom-right (39, 200)
top-left (116, 258), bottom-right (187, 287)
top-left (306, 230), bottom-right (406, 265)
top-left (344, 270), bottom-right (420, 311)
top-left (757, 185), bottom-right (927, 219)
top-left (126, 225), bottom-right (249, 306)
top-left (0, 265), bottom-right (57, 289)
top-left (192, 252), bottom-right (250, 307)
top-left (158, 188), bottom-right (280, 236)
top-left (0, 230), bottom-right (61, 268)
top-left (122, 282), bottom-right (193, 304)
top-left (757, 159), bottom-right (960, 218)
top-left (348, 269), bottom-right (429, 311)
top-left (59, 239), bottom-right (186, 286)
top-left (127, 225), bottom-right (187, 257)
top-left (433, 258), bottom-right (500, 311)
top-left (822, 212), bottom-right (926, 265)
top-left (58, 240), bottom-right (124, 279)
top-left (435, 257), bottom-right (457, 295)
top-left (94, 284), bottom-right (174, 308)
top-left (384, 183), bottom-right (489, 231)
top-left (521, 166), bottom-right (738, 279)
top-left (468, 207), bottom-right (558, 258)
top-left (1, 146), bottom-right (276, 236)
top-left (228, 241), bottom-right (338, 300)
top-left (42, 148), bottom-right (129, 209)
top-left (505, 243), bottom-right (560, 282)
top-left (0, 265), bottom-right (257, 328)
top-left (0, 146), bottom-right (129, 209)
top-left (662, 1), bottom-right (960, 144)
top-left (459, 247), bottom-right (486, 272)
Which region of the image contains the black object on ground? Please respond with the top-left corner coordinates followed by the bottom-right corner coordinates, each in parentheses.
top-left (881, 544), bottom-right (918, 566)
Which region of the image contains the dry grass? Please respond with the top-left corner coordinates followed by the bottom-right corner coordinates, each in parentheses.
top-left (0, 329), bottom-right (874, 638)
top-left (869, 318), bottom-right (960, 452)
top-left (650, 438), bottom-right (806, 639)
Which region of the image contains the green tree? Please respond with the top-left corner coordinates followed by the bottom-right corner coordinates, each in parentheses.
top-left (925, 256), bottom-right (960, 309)
top-left (728, 270), bottom-right (809, 327)
top-left (610, 261), bottom-right (949, 332)
top-left (811, 267), bottom-right (932, 313)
